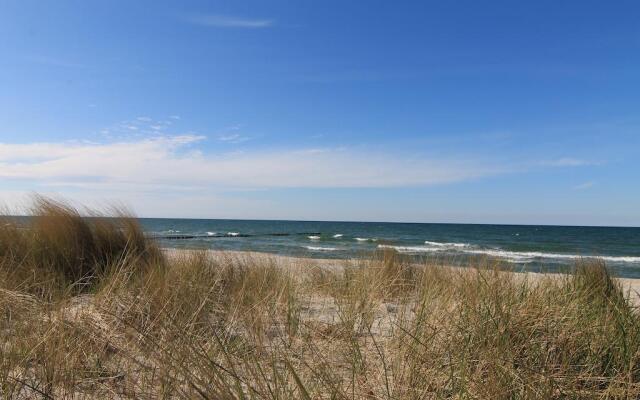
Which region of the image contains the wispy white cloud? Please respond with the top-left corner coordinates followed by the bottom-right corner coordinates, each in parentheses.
top-left (217, 133), bottom-right (250, 144)
top-left (98, 116), bottom-right (179, 140)
top-left (573, 181), bottom-right (595, 190)
top-left (540, 157), bottom-right (598, 167)
top-left (215, 124), bottom-right (251, 144)
top-left (187, 14), bottom-right (274, 29)
top-left (0, 136), bottom-right (500, 191)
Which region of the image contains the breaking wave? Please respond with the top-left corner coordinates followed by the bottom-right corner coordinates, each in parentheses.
top-left (377, 244), bottom-right (640, 264)
top-left (305, 246), bottom-right (339, 251)
top-left (424, 240), bottom-right (469, 248)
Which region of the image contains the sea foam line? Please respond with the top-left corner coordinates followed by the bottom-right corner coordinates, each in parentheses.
top-left (378, 245), bottom-right (449, 253)
top-left (305, 246), bottom-right (339, 251)
top-left (377, 244), bottom-right (640, 264)
top-left (424, 240), bottom-right (469, 248)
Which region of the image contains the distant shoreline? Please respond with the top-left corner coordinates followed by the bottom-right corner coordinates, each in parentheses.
top-left (142, 218), bottom-right (640, 279)
top-left (138, 216), bottom-right (640, 230)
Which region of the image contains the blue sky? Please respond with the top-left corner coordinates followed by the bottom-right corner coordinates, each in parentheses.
top-left (0, 0), bottom-right (639, 225)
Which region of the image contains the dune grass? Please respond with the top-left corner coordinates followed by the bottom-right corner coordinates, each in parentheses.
top-left (1, 198), bottom-right (640, 398)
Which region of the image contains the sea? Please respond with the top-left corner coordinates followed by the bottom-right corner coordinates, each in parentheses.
top-left (141, 219), bottom-right (640, 278)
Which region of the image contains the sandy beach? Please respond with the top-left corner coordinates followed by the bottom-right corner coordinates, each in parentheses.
top-left (4, 205), bottom-right (640, 398)
top-left (164, 248), bottom-right (640, 306)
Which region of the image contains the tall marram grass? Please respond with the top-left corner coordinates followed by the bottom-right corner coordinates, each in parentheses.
top-left (0, 196), bottom-right (161, 297)
top-left (1, 197), bottom-right (640, 399)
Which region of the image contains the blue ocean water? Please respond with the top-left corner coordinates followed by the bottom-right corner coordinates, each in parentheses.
top-left (141, 218), bottom-right (640, 278)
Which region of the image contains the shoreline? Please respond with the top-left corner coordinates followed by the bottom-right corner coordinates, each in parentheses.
top-left (6, 211), bottom-right (640, 397)
top-left (163, 247), bottom-right (640, 305)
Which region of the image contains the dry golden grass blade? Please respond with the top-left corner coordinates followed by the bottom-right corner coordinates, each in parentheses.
top-left (2, 196), bottom-right (640, 398)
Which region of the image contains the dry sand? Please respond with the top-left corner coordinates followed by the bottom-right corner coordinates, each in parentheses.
top-left (164, 248), bottom-right (640, 307)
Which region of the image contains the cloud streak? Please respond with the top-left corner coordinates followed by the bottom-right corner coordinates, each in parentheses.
top-left (0, 136), bottom-right (500, 192)
top-left (539, 157), bottom-right (598, 167)
top-left (217, 133), bottom-right (250, 144)
top-left (187, 14), bottom-right (274, 29)
top-left (573, 181), bottom-right (595, 190)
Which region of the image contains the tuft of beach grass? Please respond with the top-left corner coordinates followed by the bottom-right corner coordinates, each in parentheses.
top-left (1, 196), bottom-right (640, 398)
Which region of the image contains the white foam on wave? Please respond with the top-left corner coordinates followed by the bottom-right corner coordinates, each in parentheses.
top-left (305, 246), bottom-right (339, 251)
top-left (355, 237), bottom-right (376, 242)
top-left (206, 231), bottom-right (216, 236)
top-left (379, 244), bottom-right (449, 253)
top-left (333, 234), bottom-right (343, 238)
top-left (377, 245), bottom-right (640, 264)
top-left (308, 235), bottom-right (321, 240)
top-left (424, 240), bottom-right (469, 248)
top-left (463, 249), bottom-right (640, 264)
top-left (227, 232), bottom-right (240, 237)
